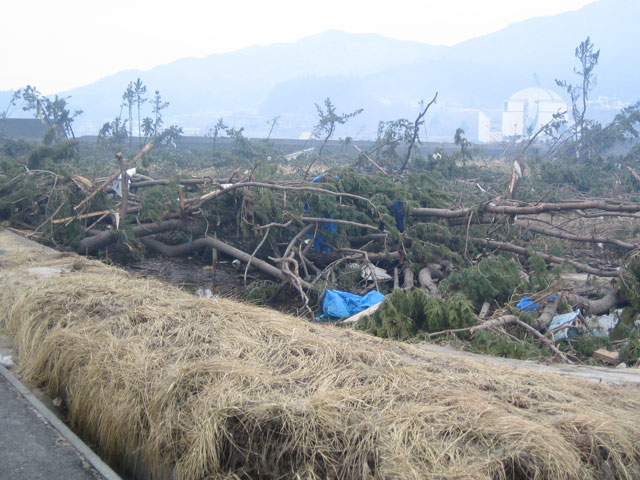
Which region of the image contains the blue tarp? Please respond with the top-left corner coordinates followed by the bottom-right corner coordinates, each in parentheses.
top-left (517, 294), bottom-right (560, 312)
top-left (517, 295), bottom-right (539, 312)
top-left (321, 289), bottom-right (385, 319)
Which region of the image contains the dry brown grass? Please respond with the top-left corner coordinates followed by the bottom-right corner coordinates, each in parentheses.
top-left (2, 246), bottom-right (640, 479)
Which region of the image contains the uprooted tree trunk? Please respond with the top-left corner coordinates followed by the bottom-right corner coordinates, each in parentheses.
top-left (532, 295), bottom-right (562, 331)
top-left (140, 236), bottom-right (313, 290)
top-left (418, 267), bottom-right (441, 298)
top-left (77, 219), bottom-right (196, 254)
top-left (566, 289), bottom-right (621, 315)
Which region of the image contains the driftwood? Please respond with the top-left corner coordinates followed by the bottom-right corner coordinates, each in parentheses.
top-left (300, 217), bottom-right (381, 231)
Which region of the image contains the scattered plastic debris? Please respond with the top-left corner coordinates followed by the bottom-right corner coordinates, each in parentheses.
top-left (321, 289), bottom-right (385, 319)
top-left (196, 288), bottom-right (214, 299)
top-left (517, 295), bottom-right (539, 312)
top-left (110, 167), bottom-right (136, 197)
top-left (0, 355), bottom-right (14, 368)
top-left (548, 310), bottom-right (581, 341)
top-left (347, 264), bottom-right (392, 282)
top-left (586, 309), bottom-right (622, 337)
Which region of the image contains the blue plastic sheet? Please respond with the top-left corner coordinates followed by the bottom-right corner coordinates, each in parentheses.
top-left (548, 310), bottom-right (580, 341)
top-left (321, 289), bottom-right (385, 319)
top-left (517, 295), bottom-right (539, 312)
top-left (517, 294), bottom-right (559, 312)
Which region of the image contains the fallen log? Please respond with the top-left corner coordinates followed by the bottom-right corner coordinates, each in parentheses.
top-left (478, 302), bottom-right (491, 320)
top-left (566, 289), bottom-right (621, 315)
top-left (418, 267), bottom-right (441, 298)
top-left (412, 200), bottom-right (640, 219)
top-left (75, 142), bottom-right (153, 212)
top-left (462, 237), bottom-right (619, 278)
top-left (342, 302), bottom-right (383, 324)
top-left (186, 181), bottom-right (377, 212)
top-left (403, 268), bottom-right (414, 290)
top-left (515, 318), bottom-right (572, 364)
top-left (140, 236), bottom-right (313, 290)
top-left (301, 217), bottom-right (380, 231)
top-left (77, 219), bottom-right (197, 254)
top-left (52, 210), bottom-right (112, 225)
top-left (517, 221), bottom-right (636, 250)
top-left (532, 295), bottom-right (562, 331)
top-left (129, 178), bottom-right (215, 189)
top-left (469, 315), bottom-right (519, 333)
top-left (446, 216), bottom-right (638, 250)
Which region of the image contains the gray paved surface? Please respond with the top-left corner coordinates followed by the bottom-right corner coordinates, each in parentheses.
top-left (0, 374), bottom-right (102, 480)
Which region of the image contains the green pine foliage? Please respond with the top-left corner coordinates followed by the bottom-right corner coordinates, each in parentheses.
top-left (359, 289), bottom-right (475, 340)
top-left (441, 257), bottom-right (523, 309)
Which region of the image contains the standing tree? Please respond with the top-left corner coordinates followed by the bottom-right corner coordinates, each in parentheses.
top-left (122, 83), bottom-right (135, 150)
top-left (555, 37), bottom-right (600, 159)
top-left (21, 86), bottom-right (82, 144)
top-left (98, 117), bottom-right (128, 150)
top-left (205, 118), bottom-right (228, 154)
top-left (160, 125), bottom-right (183, 148)
top-left (133, 78), bottom-right (147, 149)
top-left (373, 118), bottom-right (412, 168)
top-left (454, 127), bottom-right (472, 166)
top-left (305, 98), bottom-right (362, 178)
top-left (399, 92), bottom-right (438, 173)
top-left (141, 117), bottom-right (154, 142)
top-left (151, 90), bottom-right (169, 136)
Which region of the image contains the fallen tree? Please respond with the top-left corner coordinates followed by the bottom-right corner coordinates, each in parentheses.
top-left (3, 246), bottom-right (640, 479)
top-left (2, 141), bottom-right (639, 352)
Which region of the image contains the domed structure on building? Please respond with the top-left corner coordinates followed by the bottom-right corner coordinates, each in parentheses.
top-left (501, 87), bottom-right (567, 138)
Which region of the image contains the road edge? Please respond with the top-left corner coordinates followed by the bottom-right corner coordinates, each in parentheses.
top-left (0, 364), bottom-right (122, 480)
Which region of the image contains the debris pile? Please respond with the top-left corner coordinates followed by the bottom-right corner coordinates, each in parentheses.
top-left (2, 246), bottom-right (640, 479)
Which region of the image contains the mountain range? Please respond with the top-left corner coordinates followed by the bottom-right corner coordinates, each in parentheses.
top-left (2, 0), bottom-right (638, 141)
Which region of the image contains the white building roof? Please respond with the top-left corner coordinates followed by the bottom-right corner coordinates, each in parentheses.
top-left (508, 87), bottom-right (564, 103)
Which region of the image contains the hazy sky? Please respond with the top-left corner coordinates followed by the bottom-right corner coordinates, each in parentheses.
top-left (1, 0), bottom-right (597, 94)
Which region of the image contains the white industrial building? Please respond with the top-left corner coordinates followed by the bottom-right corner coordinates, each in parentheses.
top-left (426, 109), bottom-right (501, 143)
top-left (501, 87), bottom-right (568, 139)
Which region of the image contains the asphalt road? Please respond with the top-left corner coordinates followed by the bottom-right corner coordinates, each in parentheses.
top-left (0, 374), bottom-right (102, 480)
